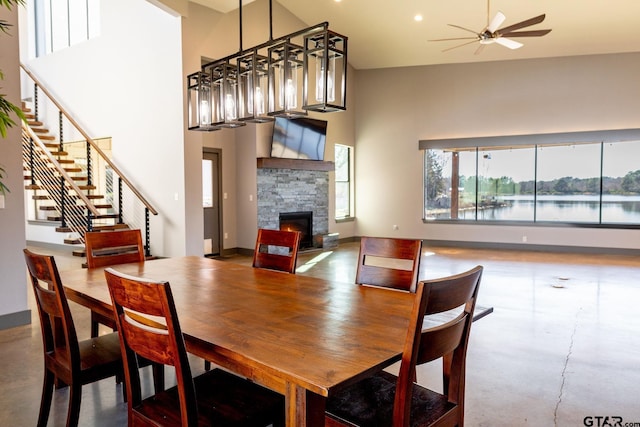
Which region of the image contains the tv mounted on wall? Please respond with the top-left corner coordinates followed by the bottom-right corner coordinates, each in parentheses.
top-left (270, 117), bottom-right (327, 161)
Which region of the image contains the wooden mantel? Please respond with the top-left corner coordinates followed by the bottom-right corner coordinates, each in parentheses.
top-left (256, 157), bottom-right (335, 171)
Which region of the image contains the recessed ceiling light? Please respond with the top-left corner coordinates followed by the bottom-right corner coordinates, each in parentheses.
top-left (414, 14), bottom-right (423, 22)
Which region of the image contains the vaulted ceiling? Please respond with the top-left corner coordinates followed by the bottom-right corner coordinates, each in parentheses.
top-left (191, 0), bottom-right (640, 70)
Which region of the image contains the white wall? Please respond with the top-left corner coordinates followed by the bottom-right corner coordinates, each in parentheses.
top-left (24, 0), bottom-right (185, 257)
top-left (354, 53), bottom-right (640, 250)
top-left (0, 4), bottom-right (29, 326)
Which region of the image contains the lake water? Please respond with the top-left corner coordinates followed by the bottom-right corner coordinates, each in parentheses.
top-left (456, 195), bottom-right (640, 223)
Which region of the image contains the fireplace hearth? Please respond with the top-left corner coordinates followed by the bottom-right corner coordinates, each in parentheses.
top-left (280, 211), bottom-right (313, 249)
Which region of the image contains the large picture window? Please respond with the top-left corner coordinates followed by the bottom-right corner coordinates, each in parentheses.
top-left (422, 131), bottom-right (640, 226)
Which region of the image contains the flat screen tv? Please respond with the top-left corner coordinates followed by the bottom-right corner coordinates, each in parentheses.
top-left (270, 117), bottom-right (327, 161)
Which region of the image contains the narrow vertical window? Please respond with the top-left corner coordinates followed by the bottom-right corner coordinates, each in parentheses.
top-left (335, 144), bottom-right (353, 219)
top-left (33, 0), bottom-right (101, 57)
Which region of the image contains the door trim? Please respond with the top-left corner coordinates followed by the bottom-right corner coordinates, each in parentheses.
top-left (203, 148), bottom-right (223, 256)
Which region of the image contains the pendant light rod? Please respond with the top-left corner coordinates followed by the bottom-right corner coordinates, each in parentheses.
top-left (201, 21), bottom-right (329, 70)
top-left (269, 0), bottom-right (273, 41)
top-left (239, 0), bottom-right (243, 51)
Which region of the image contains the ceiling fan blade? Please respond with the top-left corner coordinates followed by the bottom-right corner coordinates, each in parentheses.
top-left (442, 39), bottom-right (479, 53)
top-left (497, 14), bottom-right (546, 34)
top-left (495, 37), bottom-right (523, 49)
top-left (447, 23), bottom-right (480, 36)
top-left (500, 29), bottom-right (552, 38)
top-left (487, 11), bottom-right (506, 33)
top-left (429, 36), bottom-right (478, 42)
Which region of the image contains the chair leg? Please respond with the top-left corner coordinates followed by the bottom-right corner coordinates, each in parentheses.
top-left (37, 370), bottom-right (55, 427)
top-left (204, 360), bottom-right (211, 371)
top-left (90, 313), bottom-right (99, 338)
top-left (66, 383), bottom-right (82, 427)
top-left (152, 363), bottom-right (165, 393)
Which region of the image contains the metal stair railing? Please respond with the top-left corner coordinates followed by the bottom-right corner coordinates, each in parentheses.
top-left (22, 125), bottom-right (102, 237)
top-left (20, 63), bottom-right (158, 255)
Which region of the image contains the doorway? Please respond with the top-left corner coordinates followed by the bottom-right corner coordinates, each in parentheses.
top-left (203, 149), bottom-right (222, 256)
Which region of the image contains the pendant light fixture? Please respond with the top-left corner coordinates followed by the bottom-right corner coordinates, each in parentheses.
top-left (187, 0), bottom-right (347, 131)
top-left (303, 29), bottom-right (347, 112)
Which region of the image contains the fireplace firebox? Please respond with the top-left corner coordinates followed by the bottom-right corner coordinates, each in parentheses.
top-left (279, 211), bottom-right (313, 249)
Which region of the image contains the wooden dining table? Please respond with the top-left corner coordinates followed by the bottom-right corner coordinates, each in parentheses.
top-left (60, 256), bottom-right (415, 427)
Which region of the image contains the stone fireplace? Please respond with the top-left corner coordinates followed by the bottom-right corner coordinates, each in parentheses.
top-left (256, 158), bottom-right (333, 249)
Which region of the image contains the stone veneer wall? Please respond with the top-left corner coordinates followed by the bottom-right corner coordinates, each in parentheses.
top-left (256, 168), bottom-right (329, 240)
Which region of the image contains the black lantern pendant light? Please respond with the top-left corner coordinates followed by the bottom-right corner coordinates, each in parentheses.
top-left (187, 0), bottom-right (347, 131)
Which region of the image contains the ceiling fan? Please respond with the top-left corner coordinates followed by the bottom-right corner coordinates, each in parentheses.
top-left (430, 0), bottom-right (552, 54)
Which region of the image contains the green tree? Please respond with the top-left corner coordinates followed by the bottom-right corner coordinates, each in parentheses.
top-left (621, 170), bottom-right (640, 194)
top-left (553, 177), bottom-right (572, 194)
top-left (425, 150), bottom-right (446, 202)
top-left (0, 0), bottom-right (25, 137)
top-left (0, 0), bottom-right (26, 195)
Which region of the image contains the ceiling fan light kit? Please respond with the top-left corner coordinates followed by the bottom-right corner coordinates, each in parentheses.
top-left (430, 0), bottom-right (551, 55)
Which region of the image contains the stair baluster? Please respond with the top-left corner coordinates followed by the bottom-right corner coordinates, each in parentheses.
top-left (118, 177), bottom-right (124, 224)
top-left (145, 207), bottom-right (151, 257)
top-left (59, 176), bottom-right (67, 229)
top-left (86, 141), bottom-right (92, 187)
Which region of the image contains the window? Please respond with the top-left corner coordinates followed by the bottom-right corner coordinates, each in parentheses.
top-left (335, 144), bottom-right (353, 219)
top-left (34, 0), bottom-right (101, 57)
top-left (422, 130), bottom-right (640, 226)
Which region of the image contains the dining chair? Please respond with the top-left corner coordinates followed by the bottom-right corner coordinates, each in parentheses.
top-left (252, 228), bottom-right (302, 274)
top-left (326, 265), bottom-right (483, 427)
top-left (355, 236), bottom-right (423, 292)
top-left (84, 229), bottom-right (145, 338)
top-left (85, 229), bottom-right (164, 392)
top-left (104, 267), bottom-right (285, 427)
top-left (24, 248), bottom-right (125, 427)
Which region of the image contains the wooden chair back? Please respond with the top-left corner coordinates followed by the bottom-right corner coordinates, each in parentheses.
top-left (105, 268), bottom-right (198, 426)
top-left (24, 249), bottom-right (81, 379)
top-left (24, 248), bottom-right (124, 427)
top-left (395, 265), bottom-right (483, 426)
top-left (252, 228), bottom-right (302, 274)
top-left (85, 229), bottom-right (145, 268)
top-left (355, 236), bottom-right (423, 292)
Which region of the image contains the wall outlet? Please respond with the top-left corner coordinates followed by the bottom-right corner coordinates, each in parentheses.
top-left (224, 232), bottom-right (228, 239)
top-left (249, 194), bottom-right (253, 202)
top-left (393, 224), bottom-right (399, 230)
top-left (522, 235), bottom-right (528, 243)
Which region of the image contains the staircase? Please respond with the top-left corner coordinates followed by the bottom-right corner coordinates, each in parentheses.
top-left (20, 64), bottom-right (158, 258)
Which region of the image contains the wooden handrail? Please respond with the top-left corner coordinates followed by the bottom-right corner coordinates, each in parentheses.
top-left (22, 124), bottom-right (101, 218)
top-left (20, 63), bottom-right (158, 216)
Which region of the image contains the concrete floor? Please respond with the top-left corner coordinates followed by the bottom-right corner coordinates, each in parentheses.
top-left (1, 242), bottom-right (639, 426)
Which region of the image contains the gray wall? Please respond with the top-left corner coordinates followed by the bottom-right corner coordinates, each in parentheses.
top-left (354, 53), bottom-right (640, 250)
top-left (0, 4), bottom-right (29, 327)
